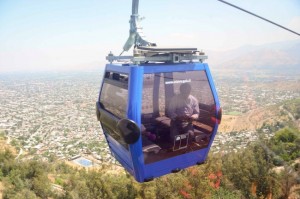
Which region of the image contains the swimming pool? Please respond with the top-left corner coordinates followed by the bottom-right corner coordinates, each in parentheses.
top-left (73, 157), bottom-right (93, 167)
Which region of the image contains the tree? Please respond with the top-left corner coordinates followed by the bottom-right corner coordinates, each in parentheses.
top-left (9, 188), bottom-right (38, 199)
top-left (85, 171), bottom-right (115, 199)
top-left (270, 128), bottom-right (300, 162)
top-left (279, 166), bottom-right (297, 199)
top-left (222, 144), bottom-right (281, 198)
top-left (273, 128), bottom-right (298, 144)
top-left (211, 187), bottom-right (242, 199)
top-left (32, 174), bottom-right (52, 199)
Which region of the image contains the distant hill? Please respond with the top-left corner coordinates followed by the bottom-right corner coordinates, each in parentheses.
top-left (207, 40), bottom-right (300, 74)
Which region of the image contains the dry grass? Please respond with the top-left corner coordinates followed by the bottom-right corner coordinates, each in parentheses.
top-left (0, 181), bottom-right (3, 199)
top-left (289, 184), bottom-right (300, 199)
top-left (0, 139), bottom-right (16, 156)
top-left (219, 105), bottom-right (290, 133)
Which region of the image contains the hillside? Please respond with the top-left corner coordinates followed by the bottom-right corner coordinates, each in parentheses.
top-left (219, 98), bottom-right (300, 133)
top-left (0, 134), bottom-right (16, 199)
top-left (1, 96), bottom-right (300, 198)
top-left (0, 128), bottom-right (299, 199)
top-left (0, 133), bottom-right (16, 155)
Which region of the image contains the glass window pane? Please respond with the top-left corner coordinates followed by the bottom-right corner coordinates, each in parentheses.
top-left (100, 73), bottom-right (129, 149)
top-left (100, 82), bottom-right (128, 119)
top-left (141, 71), bottom-right (216, 164)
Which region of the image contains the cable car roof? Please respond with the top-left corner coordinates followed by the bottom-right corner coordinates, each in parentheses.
top-left (106, 46), bottom-right (208, 65)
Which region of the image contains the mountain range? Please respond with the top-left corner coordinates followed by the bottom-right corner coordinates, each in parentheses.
top-left (207, 39), bottom-right (300, 74)
top-left (73, 39), bottom-right (300, 75)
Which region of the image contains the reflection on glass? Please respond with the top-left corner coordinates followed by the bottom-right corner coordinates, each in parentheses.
top-left (141, 71), bottom-right (216, 164)
top-left (101, 82), bottom-right (128, 119)
top-left (100, 81), bottom-right (129, 149)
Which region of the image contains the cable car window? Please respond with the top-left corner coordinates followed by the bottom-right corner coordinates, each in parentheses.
top-left (99, 72), bottom-right (129, 149)
top-left (100, 73), bottom-right (128, 118)
top-left (141, 71), bottom-right (216, 164)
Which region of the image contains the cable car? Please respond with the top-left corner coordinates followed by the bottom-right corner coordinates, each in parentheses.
top-left (96, 0), bottom-right (222, 182)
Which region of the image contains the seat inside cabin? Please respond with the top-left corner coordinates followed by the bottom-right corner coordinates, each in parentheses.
top-left (141, 102), bottom-right (215, 153)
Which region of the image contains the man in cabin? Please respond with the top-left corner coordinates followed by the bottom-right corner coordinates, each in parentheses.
top-left (168, 83), bottom-right (199, 141)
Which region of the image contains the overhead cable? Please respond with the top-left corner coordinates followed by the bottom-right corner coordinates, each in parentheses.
top-left (217, 0), bottom-right (300, 36)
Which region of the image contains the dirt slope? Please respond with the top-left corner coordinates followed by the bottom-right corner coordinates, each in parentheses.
top-left (218, 106), bottom-right (290, 133)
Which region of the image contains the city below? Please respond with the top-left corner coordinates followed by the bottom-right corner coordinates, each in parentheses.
top-left (0, 69), bottom-right (299, 167)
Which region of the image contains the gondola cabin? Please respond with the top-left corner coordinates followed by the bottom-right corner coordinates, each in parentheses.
top-left (96, 47), bottom-right (222, 182)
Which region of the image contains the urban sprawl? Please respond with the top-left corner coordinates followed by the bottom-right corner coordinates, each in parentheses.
top-left (0, 72), bottom-right (299, 165)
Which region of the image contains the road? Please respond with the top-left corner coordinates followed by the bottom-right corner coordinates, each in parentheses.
top-left (6, 136), bottom-right (11, 144)
top-left (15, 148), bottom-right (23, 160)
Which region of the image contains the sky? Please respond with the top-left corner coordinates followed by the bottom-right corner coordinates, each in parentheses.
top-left (0, 0), bottom-right (299, 72)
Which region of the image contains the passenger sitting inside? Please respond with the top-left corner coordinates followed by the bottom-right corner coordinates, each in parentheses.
top-left (167, 83), bottom-right (199, 141)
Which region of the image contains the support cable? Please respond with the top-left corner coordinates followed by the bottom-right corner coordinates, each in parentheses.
top-left (217, 0), bottom-right (300, 36)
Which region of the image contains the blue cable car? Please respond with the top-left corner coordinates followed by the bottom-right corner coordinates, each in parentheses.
top-left (96, 0), bottom-right (222, 182)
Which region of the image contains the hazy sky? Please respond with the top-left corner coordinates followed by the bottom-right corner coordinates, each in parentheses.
top-left (0, 0), bottom-right (299, 72)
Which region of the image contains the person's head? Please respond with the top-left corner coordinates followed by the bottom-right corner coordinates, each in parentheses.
top-left (179, 83), bottom-right (191, 99)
